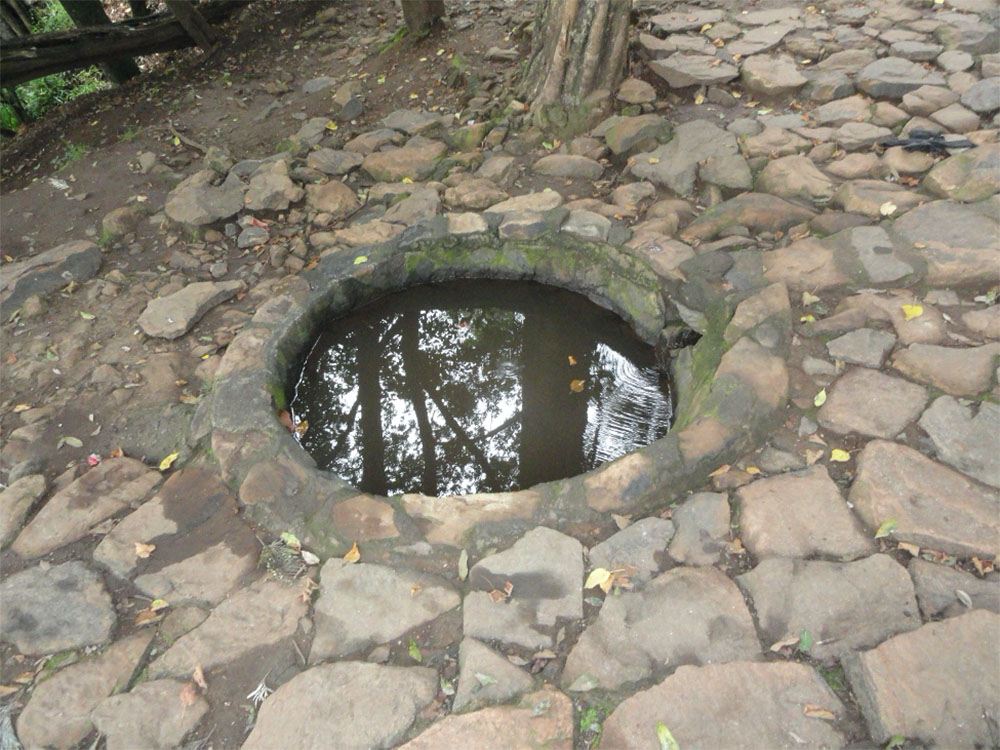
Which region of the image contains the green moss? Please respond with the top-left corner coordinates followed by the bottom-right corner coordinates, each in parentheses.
top-left (672, 299), bottom-right (733, 431)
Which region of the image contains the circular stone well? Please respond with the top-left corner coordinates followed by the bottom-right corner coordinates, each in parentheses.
top-left (210, 224), bottom-right (792, 556)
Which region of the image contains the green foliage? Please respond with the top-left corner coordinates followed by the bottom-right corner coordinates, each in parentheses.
top-left (54, 139), bottom-right (89, 170)
top-left (1, 1), bottom-right (111, 133)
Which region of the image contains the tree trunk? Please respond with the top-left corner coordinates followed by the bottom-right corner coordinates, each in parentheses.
top-left (165, 0), bottom-right (217, 52)
top-left (0, 0), bottom-right (33, 36)
top-left (58, 0), bottom-right (141, 84)
top-left (400, 0), bottom-right (444, 33)
top-left (519, 0), bottom-right (630, 118)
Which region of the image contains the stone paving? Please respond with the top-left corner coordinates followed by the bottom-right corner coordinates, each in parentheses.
top-left (2, 0), bottom-right (1000, 748)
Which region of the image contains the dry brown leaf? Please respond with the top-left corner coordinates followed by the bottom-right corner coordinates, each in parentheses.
top-left (488, 589), bottom-right (506, 603)
top-left (503, 580), bottom-right (514, 597)
top-left (134, 542), bottom-right (156, 559)
top-left (972, 556), bottom-right (996, 576)
top-left (897, 542), bottom-right (920, 557)
top-left (192, 665), bottom-right (207, 691)
top-left (278, 410), bottom-right (294, 432)
top-left (726, 537), bottom-right (745, 555)
top-left (110, 446), bottom-right (124, 458)
top-left (134, 609), bottom-right (163, 626)
top-left (179, 681), bottom-right (198, 708)
top-left (13, 671), bottom-right (34, 685)
top-left (0, 685), bottom-right (20, 697)
top-left (599, 572), bottom-right (617, 593)
top-left (410, 584), bottom-right (423, 597)
top-left (611, 513), bottom-right (632, 530)
top-left (803, 705), bottom-right (836, 720)
top-left (533, 649), bottom-right (557, 660)
top-left (769, 635), bottom-right (800, 652)
top-left (343, 541), bottom-right (361, 563)
top-left (708, 464), bottom-right (730, 478)
top-left (569, 378), bottom-right (585, 393)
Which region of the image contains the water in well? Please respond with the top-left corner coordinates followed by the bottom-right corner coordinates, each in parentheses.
top-left (290, 280), bottom-right (674, 496)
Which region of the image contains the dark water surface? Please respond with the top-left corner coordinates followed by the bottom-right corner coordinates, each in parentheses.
top-left (290, 280), bottom-right (674, 496)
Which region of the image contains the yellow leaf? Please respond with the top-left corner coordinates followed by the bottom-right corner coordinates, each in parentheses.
top-left (800, 314), bottom-right (816, 323)
top-left (569, 379), bottom-right (585, 392)
top-left (694, 93), bottom-right (705, 105)
top-left (409, 93), bottom-right (419, 99)
top-left (150, 598), bottom-right (169, 611)
top-left (585, 568), bottom-right (612, 589)
top-left (325, 120), bottom-right (338, 131)
top-left (897, 541), bottom-right (921, 557)
top-left (134, 542), bottom-right (156, 558)
top-left (567, 355), bottom-right (577, 365)
top-left (611, 513), bottom-right (631, 530)
top-left (343, 541), bottom-right (361, 563)
top-left (401, 177), bottom-right (414, 184)
top-left (830, 448), bottom-right (851, 462)
top-left (158, 452), bottom-right (179, 471)
top-left (875, 519), bottom-right (898, 539)
top-left (192, 665), bottom-right (208, 691)
top-left (901, 304), bottom-right (923, 321)
top-left (353, 255), bottom-right (368, 265)
top-left (745, 466), bottom-right (761, 475)
top-left (879, 201), bottom-right (897, 216)
top-left (813, 389), bottom-right (827, 407)
top-left (599, 572), bottom-right (617, 593)
top-left (708, 464), bottom-right (730, 477)
top-left (804, 705), bottom-right (836, 720)
top-left (647, 157), bottom-right (660, 164)
top-left (13, 404), bottom-right (30, 412)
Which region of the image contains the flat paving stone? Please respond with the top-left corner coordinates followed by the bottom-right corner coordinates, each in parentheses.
top-left (453, 637), bottom-right (534, 712)
top-left (310, 560), bottom-right (459, 662)
top-left (562, 567), bottom-right (759, 691)
top-left (849, 439), bottom-right (1000, 559)
top-left (908, 557), bottom-right (1000, 618)
top-left (856, 56), bottom-right (946, 99)
top-left (401, 687), bottom-right (573, 750)
top-left (756, 155), bottom-right (834, 202)
top-left (464, 527), bottom-right (583, 649)
top-left (834, 291), bottom-right (947, 346)
top-left (737, 465), bottom-right (875, 560)
top-left (631, 120), bottom-right (743, 197)
top-left (818, 367), bottom-right (928, 438)
top-left (601, 661), bottom-right (848, 748)
top-left (0, 474), bottom-right (46, 549)
top-left (244, 662), bottom-right (437, 750)
top-left (91, 679), bottom-right (208, 750)
top-left (361, 142), bottom-right (447, 182)
top-left (588, 517), bottom-right (674, 588)
top-left (532, 154), bottom-right (603, 180)
top-left (0, 561), bottom-right (115, 654)
top-left (826, 328), bottom-right (896, 368)
top-left (924, 143), bottom-right (1000, 203)
top-left (138, 280), bottom-right (242, 340)
top-left (844, 610), bottom-right (1000, 747)
top-left (666, 492), bottom-right (730, 566)
top-left (680, 193), bottom-right (814, 243)
top-left (918, 396), bottom-right (1000, 489)
top-left (650, 54), bottom-right (738, 88)
top-left (893, 342), bottom-right (1000, 396)
top-left (741, 55), bottom-right (808, 97)
top-left (0, 240), bottom-right (101, 317)
top-left (16, 632), bottom-right (152, 749)
top-left (738, 556), bottom-right (921, 658)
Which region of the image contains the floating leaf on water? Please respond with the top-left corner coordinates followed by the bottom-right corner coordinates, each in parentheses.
top-left (874, 519), bottom-right (898, 539)
top-left (567, 354), bottom-right (577, 365)
top-left (813, 389), bottom-right (827, 407)
top-left (408, 637), bottom-right (422, 663)
top-left (569, 378), bottom-right (586, 393)
top-left (830, 448), bottom-right (851, 462)
top-left (158, 452), bottom-right (179, 471)
top-left (457, 548), bottom-right (469, 580)
top-left (343, 541), bottom-right (361, 563)
top-left (585, 568), bottom-right (612, 589)
top-left (657, 721), bottom-right (680, 750)
top-left (901, 304), bottom-right (923, 321)
top-left (134, 542), bottom-right (156, 558)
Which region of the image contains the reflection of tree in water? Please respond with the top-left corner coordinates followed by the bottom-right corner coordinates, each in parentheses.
top-left (292, 281), bottom-right (673, 497)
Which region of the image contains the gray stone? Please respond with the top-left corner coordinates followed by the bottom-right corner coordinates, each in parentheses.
top-left (16, 632), bottom-right (152, 749)
top-left (738, 556), bottom-right (920, 658)
top-left (453, 637), bottom-right (534, 712)
top-left (834, 121), bottom-right (893, 151)
top-left (532, 154), bottom-right (603, 180)
top-left (836, 224), bottom-right (915, 284)
top-left (464, 527), bottom-right (583, 649)
top-left (826, 328), bottom-right (897, 367)
top-left (602, 662), bottom-right (848, 748)
top-left (804, 71), bottom-right (855, 103)
top-left (305, 180), bottom-right (361, 218)
top-left (728, 24), bottom-right (796, 57)
top-left (443, 178), bottom-right (508, 210)
top-left (91, 679), bottom-right (208, 750)
top-left (936, 19), bottom-right (1000, 55)
top-left (446, 212), bottom-right (489, 234)
top-left (311, 561), bottom-right (459, 661)
top-left (831, 179), bottom-right (925, 218)
top-left (497, 210), bottom-right (556, 240)
top-left (0, 561), bottom-right (114, 654)
top-left (616, 77), bottom-right (656, 104)
top-left (11, 457), bottom-right (159, 559)
top-left (857, 56), bottom-right (947, 99)
top-left (561, 209), bottom-right (611, 241)
top-left (102, 205), bottom-right (146, 238)
top-left (138, 280), bottom-right (242, 339)
top-left (383, 187), bottom-right (441, 225)
top-left (737, 466), bottom-right (875, 561)
top-left (741, 126), bottom-right (811, 158)
top-left (890, 40), bottom-right (943, 61)
top-left (164, 170), bottom-right (244, 226)
top-left (381, 109), bottom-right (442, 135)
top-left (603, 115), bottom-right (671, 155)
top-left (0, 240), bottom-right (101, 317)
top-left (588, 517), bottom-right (674, 587)
top-left (924, 143), bottom-right (1000, 203)
top-left (741, 55), bottom-right (808, 97)
top-left (476, 155), bottom-right (516, 184)
top-left (961, 77), bottom-right (1000, 114)
top-left (486, 191), bottom-right (563, 214)
top-left (963, 305), bottom-right (1000, 339)
top-left (818, 367), bottom-right (927, 438)
top-left (849, 440), bottom-right (1000, 559)
top-left (302, 76), bottom-right (335, 94)
top-left (0, 474), bottom-right (46, 549)
top-left (361, 142), bottom-right (447, 182)
top-left (812, 95), bottom-right (872, 126)
top-left (908, 557), bottom-right (1000, 618)
top-left (697, 151), bottom-right (752, 191)
top-left (631, 120), bottom-right (742, 196)
top-left (938, 49), bottom-right (975, 72)
top-left (681, 193), bottom-right (815, 243)
top-left (892, 342), bottom-right (1000, 396)
top-left (562, 567), bottom-right (759, 691)
top-left (667, 492), bottom-right (730, 566)
top-left (649, 9), bottom-right (722, 32)
top-left (344, 128), bottom-right (402, 154)
top-left (244, 662), bottom-right (437, 750)
top-left (844, 611), bottom-right (1000, 747)
top-left (244, 169), bottom-right (303, 212)
top-left (306, 148), bottom-right (365, 175)
top-left (930, 102), bottom-right (980, 133)
top-left (919, 396), bottom-right (1000, 489)
top-left (817, 49), bottom-right (876, 74)
top-left (237, 226), bottom-right (269, 248)
top-left (902, 85), bottom-right (960, 116)
top-left (649, 54), bottom-right (739, 88)
top-left (756, 155), bottom-right (835, 202)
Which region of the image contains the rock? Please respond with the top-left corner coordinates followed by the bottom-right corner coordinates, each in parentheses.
top-left (401, 687), bottom-right (573, 749)
top-left (826, 328), bottom-right (896, 368)
top-left (738, 556), bottom-right (920, 658)
top-left (562, 567), bottom-right (759, 691)
top-left (486, 191), bottom-right (563, 214)
top-left (453, 638), bottom-right (534, 712)
top-left (756, 155), bottom-right (835, 202)
top-left (561, 209), bottom-right (611, 241)
top-left (834, 121), bottom-right (893, 150)
top-left (383, 187), bottom-right (441, 225)
top-left (329, 495), bottom-right (400, 540)
top-left (0, 240), bottom-right (101, 317)
top-left (812, 95), bottom-right (872, 126)
top-left (0, 474), bottom-right (46, 549)
top-left (741, 55), bottom-right (808, 97)
top-left (908, 558), bottom-right (1000, 618)
top-left (310, 561), bottom-right (459, 661)
top-left (923, 143), bottom-right (1000, 202)
top-left (881, 146), bottom-right (936, 175)
top-left (728, 23), bottom-right (797, 57)
top-left (361, 142), bottom-right (447, 182)
top-left (91, 679), bottom-right (208, 750)
top-left (918, 396), bottom-right (1000, 489)
top-left (16, 632), bottom-right (152, 749)
top-left (302, 76), bottom-right (335, 94)
top-left (244, 662), bottom-right (436, 750)
top-left (890, 40), bottom-right (943, 61)
top-left (818, 367), bottom-right (927, 438)
top-left (849, 440), bottom-right (1000, 559)
top-left (930, 102), bottom-right (980, 133)
top-left (138, 280), bottom-right (241, 339)
top-left (498, 210), bottom-right (560, 240)
top-left (0, 561), bottom-right (114, 654)
top-left (892, 342), bottom-right (1000, 396)
top-left (603, 115), bottom-right (671, 155)
top-left (446, 122), bottom-right (491, 151)
top-left (447, 212), bottom-right (489, 234)
top-left (631, 120), bottom-right (746, 196)
top-left (444, 178), bottom-right (508, 210)
top-left (344, 128), bottom-right (402, 153)
top-left (306, 148), bottom-right (365, 175)
top-left (602, 661), bottom-right (847, 748)
top-left (401, 491), bottom-right (541, 546)
top-left (856, 57), bottom-right (946, 99)
top-left (150, 577), bottom-right (307, 677)
top-left (963, 306), bottom-right (1000, 339)
top-left (237, 226), bottom-right (269, 249)
top-left (617, 77), bottom-right (656, 104)
top-left (464, 527), bottom-right (582, 649)
top-left (666, 492), bottom-right (730, 566)
top-left (960, 77), bottom-right (1000, 113)
top-left (164, 170), bottom-right (244, 226)
top-left (831, 180), bottom-right (925, 218)
top-left (649, 9), bottom-right (723, 32)
top-left (844, 611), bottom-right (1000, 746)
top-left (588, 517), bottom-right (674, 588)
top-left (244, 170), bottom-right (304, 212)
top-left (11, 457), bottom-right (159, 559)
top-left (381, 109), bottom-right (443, 135)
top-left (532, 154), bottom-right (603, 180)
top-left (902, 85), bottom-right (960, 116)
top-left (649, 54), bottom-right (739, 88)
top-left (476, 155), bottom-right (516, 184)
top-left (102, 205), bottom-right (146, 238)
top-left (680, 193), bottom-right (814, 243)
top-left (938, 49), bottom-right (974, 73)
top-left (737, 466), bottom-right (875, 560)
top-left (305, 180), bottom-right (361, 218)
top-left (741, 126), bottom-right (811, 158)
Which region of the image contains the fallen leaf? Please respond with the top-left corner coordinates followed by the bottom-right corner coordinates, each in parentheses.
top-left (599, 572), bottom-right (617, 593)
top-left (343, 541), bottom-right (361, 563)
top-left (972, 557), bottom-right (996, 576)
top-left (325, 120), bottom-right (338, 131)
top-left (158, 452), bottom-right (179, 471)
top-left (80, 311), bottom-right (95, 320)
top-left (440, 677), bottom-right (455, 695)
top-left (12, 403), bottom-right (30, 412)
top-left (879, 201), bottom-right (897, 216)
top-left (745, 466), bottom-right (761, 475)
top-left (134, 542), bottom-right (156, 558)
top-left (281, 531), bottom-right (301, 550)
top-left (797, 629), bottom-right (813, 652)
top-left (474, 672), bottom-right (497, 686)
top-left (567, 355), bottom-right (577, 365)
top-left (301, 550), bottom-right (320, 566)
top-left (726, 537), bottom-right (745, 555)
top-left (488, 589), bottom-right (506, 603)
top-left (901, 304), bottom-right (923, 321)
top-left (408, 637), bottom-right (422, 662)
top-left (647, 157), bottom-right (660, 164)
top-left (458, 549), bottom-right (469, 580)
top-left (569, 379), bottom-right (585, 392)
top-left (503, 580), bottom-right (514, 597)
top-left (585, 568), bottom-right (612, 589)
top-left (611, 513), bottom-right (632, 530)
top-left (804, 705), bottom-right (836, 720)
top-left (802, 291), bottom-right (821, 306)
top-left (800, 314), bottom-right (816, 323)
top-left (805, 449), bottom-right (824, 465)
top-left (694, 93), bottom-right (705, 105)
top-left (353, 255), bottom-right (368, 265)
top-left (0, 685), bottom-right (20, 697)
top-left (294, 420), bottom-right (309, 437)
top-left (179, 681), bottom-right (198, 708)
top-left (829, 448), bottom-right (851, 462)
top-left (657, 721), bottom-right (681, 750)
top-left (897, 542), bottom-right (920, 557)
top-left (708, 464), bottom-right (730, 478)
top-left (410, 584), bottom-right (423, 597)
top-left (956, 589), bottom-right (973, 608)
top-left (61, 436), bottom-right (83, 449)
top-left (192, 665), bottom-right (208, 691)
top-left (813, 389), bottom-right (827, 407)
top-left (401, 177), bottom-right (414, 184)
top-left (875, 519), bottom-right (898, 539)
top-left (150, 598), bottom-right (169, 611)
top-left (178, 393), bottom-right (198, 404)
top-left (13, 671), bottom-right (34, 685)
